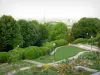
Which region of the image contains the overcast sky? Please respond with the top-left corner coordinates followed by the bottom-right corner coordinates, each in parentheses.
top-left (0, 0), bottom-right (100, 21)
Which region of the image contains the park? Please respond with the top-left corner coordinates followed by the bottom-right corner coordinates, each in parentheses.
top-left (0, 15), bottom-right (100, 75)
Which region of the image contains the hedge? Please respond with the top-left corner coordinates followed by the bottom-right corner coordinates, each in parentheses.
top-left (24, 46), bottom-right (39, 59)
top-left (0, 52), bottom-right (8, 63)
top-left (73, 38), bottom-right (88, 44)
top-left (54, 39), bottom-right (68, 47)
top-left (8, 48), bottom-right (25, 63)
top-left (6, 39), bottom-right (67, 63)
top-left (43, 42), bottom-right (54, 50)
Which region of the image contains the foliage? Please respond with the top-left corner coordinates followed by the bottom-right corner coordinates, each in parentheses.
top-left (7, 39), bottom-right (67, 62)
top-left (49, 22), bottom-right (68, 41)
top-left (13, 63), bottom-right (91, 75)
top-left (42, 64), bottom-right (52, 70)
top-left (72, 17), bottom-right (100, 39)
top-left (79, 52), bottom-right (100, 60)
top-left (35, 22), bottom-right (51, 46)
top-left (40, 47), bottom-right (51, 55)
top-left (0, 60), bottom-right (33, 75)
top-left (17, 20), bottom-right (39, 48)
top-left (73, 38), bottom-right (88, 44)
top-left (0, 15), bottom-right (22, 52)
top-left (67, 28), bottom-right (75, 43)
top-left (43, 41), bottom-right (55, 50)
top-left (0, 52), bottom-right (8, 63)
top-left (74, 52), bottom-right (100, 70)
top-left (54, 39), bottom-right (68, 46)
top-left (24, 46), bottom-right (39, 59)
top-left (8, 48), bottom-right (25, 63)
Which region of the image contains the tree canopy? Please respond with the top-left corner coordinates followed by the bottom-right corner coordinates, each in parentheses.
top-left (0, 15), bottom-right (22, 52)
top-left (72, 17), bottom-right (100, 39)
top-left (49, 22), bottom-right (68, 41)
top-left (17, 20), bottom-right (39, 47)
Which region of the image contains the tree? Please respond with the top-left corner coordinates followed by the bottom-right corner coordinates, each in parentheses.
top-left (0, 15), bottom-right (22, 52)
top-left (49, 22), bottom-right (68, 41)
top-left (17, 20), bottom-right (39, 47)
top-left (72, 17), bottom-right (100, 39)
top-left (35, 22), bottom-right (52, 46)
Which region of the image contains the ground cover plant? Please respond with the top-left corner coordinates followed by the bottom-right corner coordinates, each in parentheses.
top-left (0, 60), bottom-right (34, 75)
top-left (73, 51), bottom-right (100, 70)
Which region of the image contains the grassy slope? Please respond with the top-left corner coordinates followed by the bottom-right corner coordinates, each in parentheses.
top-left (0, 60), bottom-right (34, 75)
top-left (34, 46), bottom-right (85, 63)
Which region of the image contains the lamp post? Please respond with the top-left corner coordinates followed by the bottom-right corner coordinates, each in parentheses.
top-left (53, 43), bottom-right (56, 62)
top-left (68, 33), bottom-right (70, 46)
top-left (87, 33), bottom-right (88, 44)
top-left (91, 36), bottom-right (93, 50)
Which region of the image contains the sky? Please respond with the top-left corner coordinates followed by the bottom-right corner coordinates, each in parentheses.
top-left (0, 0), bottom-right (100, 21)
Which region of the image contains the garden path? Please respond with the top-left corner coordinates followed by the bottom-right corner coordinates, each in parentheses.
top-left (72, 44), bottom-right (100, 52)
top-left (7, 44), bottom-right (100, 75)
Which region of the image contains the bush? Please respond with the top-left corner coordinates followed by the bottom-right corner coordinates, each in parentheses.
top-left (40, 47), bottom-right (51, 55)
top-left (79, 52), bottom-right (100, 60)
top-left (8, 48), bottom-right (25, 63)
top-left (54, 39), bottom-right (68, 47)
top-left (43, 42), bottom-right (54, 50)
top-left (0, 52), bottom-right (8, 63)
top-left (73, 38), bottom-right (88, 44)
top-left (7, 39), bottom-right (68, 62)
top-left (24, 46), bottom-right (39, 59)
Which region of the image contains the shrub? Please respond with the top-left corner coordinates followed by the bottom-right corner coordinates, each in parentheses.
top-left (8, 48), bottom-right (25, 63)
top-left (40, 47), bottom-right (51, 55)
top-left (79, 52), bottom-right (100, 60)
top-left (43, 42), bottom-right (54, 50)
top-left (0, 52), bottom-right (8, 63)
top-left (7, 39), bottom-right (68, 62)
top-left (73, 38), bottom-right (88, 44)
top-left (24, 46), bottom-right (38, 59)
top-left (54, 39), bottom-right (68, 47)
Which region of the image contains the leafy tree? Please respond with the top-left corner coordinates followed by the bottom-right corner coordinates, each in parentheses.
top-left (72, 17), bottom-right (100, 39)
top-left (49, 22), bottom-right (68, 41)
top-left (0, 15), bottom-right (22, 52)
top-left (17, 20), bottom-right (39, 47)
top-left (35, 22), bottom-right (52, 46)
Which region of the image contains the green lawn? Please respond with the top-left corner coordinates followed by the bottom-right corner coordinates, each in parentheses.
top-left (34, 45), bottom-right (85, 63)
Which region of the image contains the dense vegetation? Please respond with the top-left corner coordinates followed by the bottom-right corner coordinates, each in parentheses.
top-left (0, 15), bottom-right (100, 75)
top-left (72, 17), bottom-right (100, 39)
top-left (0, 15), bottom-right (21, 52)
top-left (71, 17), bottom-right (100, 46)
top-left (0, 15), bottom-right (68, 52)
top-left (0, 15), bottom-right (69, 63)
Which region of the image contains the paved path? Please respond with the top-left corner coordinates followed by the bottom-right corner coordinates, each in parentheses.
top-left (23, 60), bottom-right (44, 67)
top-left (75, 66), bottom-right (99, 73)
top-left (7, 66), bottom-right (31, 75)
top-left (50, 46), bottom-right (64, 55)
top-left (72, 44), bottom-right (100, 52)
top-left (91, 71), bottom-right (100, 75)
